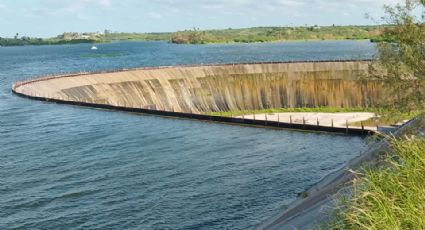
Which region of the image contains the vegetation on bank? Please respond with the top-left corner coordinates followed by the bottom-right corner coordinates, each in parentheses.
top-left (0, 37), bottom-right (98, 46)
top-left (0, 31), bottom-right (170, 46)
top-left (369, 1), bottom-right (425, 113)
top-left (0, 25), bottom-right (392, 47)
top-left (171, 25), bottom-right (390, 44)
top-left (99, 31), bottom-right (171, 41)
top-left (326, 1), bottom-right (425, 229)
top-left (351, 110), bottom-right (421, 126)
top-left (329, 136), bottom-right (425, 229)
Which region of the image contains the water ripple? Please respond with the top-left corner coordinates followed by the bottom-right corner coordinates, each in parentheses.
top-left (0, 41), bottom-right (371, 230)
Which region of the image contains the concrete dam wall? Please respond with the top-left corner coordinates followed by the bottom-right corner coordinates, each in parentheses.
top-left (13, 61), bottom-right (387, 114)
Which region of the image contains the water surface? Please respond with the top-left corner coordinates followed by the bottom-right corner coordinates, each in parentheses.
top-left (0, 41), bottom-right (372, 229)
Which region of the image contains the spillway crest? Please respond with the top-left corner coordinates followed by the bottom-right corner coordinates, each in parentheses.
top-left (13, 61), bottom-right (387, 113)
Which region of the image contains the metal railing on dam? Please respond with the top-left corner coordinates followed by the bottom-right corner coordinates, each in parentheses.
top-left (12, 60), bottom-right (380, 136)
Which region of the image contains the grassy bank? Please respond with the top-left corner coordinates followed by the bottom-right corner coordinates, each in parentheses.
top-left (205, 107), bottom-right (419, 126)
top-left (329, 137), bottom-right (425, 229)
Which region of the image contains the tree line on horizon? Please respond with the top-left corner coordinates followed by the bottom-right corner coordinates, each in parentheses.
top-left (0, 25), bottom-right (393, 46)
top-left (170, 25), bottom-right (393, 44)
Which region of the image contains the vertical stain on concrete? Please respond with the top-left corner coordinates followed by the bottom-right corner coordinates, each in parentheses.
top-left (15, 61), bottom-right (390, 113)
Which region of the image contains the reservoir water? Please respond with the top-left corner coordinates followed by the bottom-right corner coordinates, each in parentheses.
top-left (0, 41), bottom-right (373, 229)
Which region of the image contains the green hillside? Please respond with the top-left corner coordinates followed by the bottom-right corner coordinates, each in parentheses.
top-left (0, 25), bottom-right (391, 47)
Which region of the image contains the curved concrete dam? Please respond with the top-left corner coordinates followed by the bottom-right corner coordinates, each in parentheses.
top-left (13, 60), bottom-right (387, 114)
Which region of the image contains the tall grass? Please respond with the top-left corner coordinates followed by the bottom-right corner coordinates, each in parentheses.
top-left (331, 137), bottom-right (425, 229)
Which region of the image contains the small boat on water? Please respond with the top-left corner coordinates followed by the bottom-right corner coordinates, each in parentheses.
top-left (91, 46), bottom-right (98, 50)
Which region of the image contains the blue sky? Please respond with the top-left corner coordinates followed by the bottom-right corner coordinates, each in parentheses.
top-left (0, 0), bottom-right (400, 38)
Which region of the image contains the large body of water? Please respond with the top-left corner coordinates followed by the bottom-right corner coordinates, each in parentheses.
top-left (0, 41), bottom-right (374, 229)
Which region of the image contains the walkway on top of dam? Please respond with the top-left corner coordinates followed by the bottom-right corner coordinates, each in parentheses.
top-left (236, 112), bottom-right (378, 131)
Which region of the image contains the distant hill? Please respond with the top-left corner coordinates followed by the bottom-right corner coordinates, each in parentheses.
top-left (169, 25), bottom-right (391, 44)
top-left (0, 25), bottom-right (394, 47)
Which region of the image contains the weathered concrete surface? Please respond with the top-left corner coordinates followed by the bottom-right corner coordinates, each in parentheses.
top-left (238, 112), bottom-right (377, 130)
top-left (13, 61), bottom-right (388, 114)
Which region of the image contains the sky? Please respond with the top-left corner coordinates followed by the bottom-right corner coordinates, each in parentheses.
top-left (0, 0), bottom-right (401, 38)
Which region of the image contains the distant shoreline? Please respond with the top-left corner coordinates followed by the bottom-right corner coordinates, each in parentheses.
top-left (0, 25), bottom-right (392, 47)
top-left (0, 38), bottom-right (378, 48)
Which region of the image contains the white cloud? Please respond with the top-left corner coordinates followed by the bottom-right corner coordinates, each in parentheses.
top-left (98, 0), bottom-right (111, 7)
top-left (38, 0), bottom-right (112, 15)
top-left (147, 12), bottom-right (163, 20)
top-left (201, 3), bottom-right (224, 10)
top-left (149, 0), bottom-right (401, 20)
top-left (1, 0), bottom-right (404, 37)
top-left (32, 0), bottom-right (401, 19)
top-left (277, 0), bottom-right (307, 7)
top-left (76, 13), bottom-right (91, 20)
